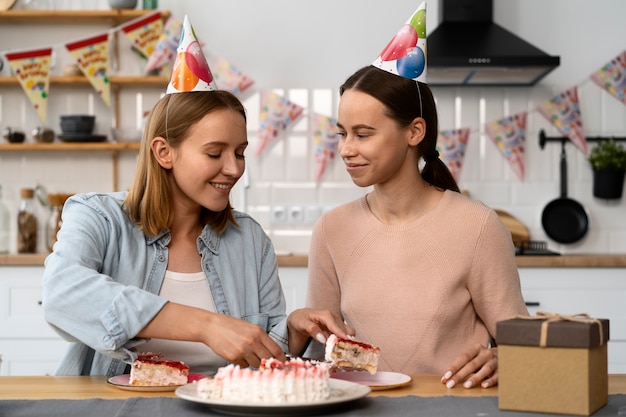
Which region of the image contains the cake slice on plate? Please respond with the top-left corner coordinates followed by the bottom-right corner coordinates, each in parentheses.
top-left (129, 352), bottom-right (189, 386)
top-left (325, 334), bottom-right (380, 374)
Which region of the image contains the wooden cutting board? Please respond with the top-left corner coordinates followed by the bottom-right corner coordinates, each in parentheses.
top-left (495, 209), bottom-right (530, 244)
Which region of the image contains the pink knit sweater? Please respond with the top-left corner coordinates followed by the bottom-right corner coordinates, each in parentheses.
top-left (306, 190), bottom-right (528, 374)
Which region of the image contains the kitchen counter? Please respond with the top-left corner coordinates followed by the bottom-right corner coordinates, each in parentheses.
top-left (2, 253), bottom-right (625, 268)
top-left (2, 374), bottom-right (626, 399)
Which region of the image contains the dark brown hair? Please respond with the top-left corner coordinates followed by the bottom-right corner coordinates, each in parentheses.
top-left (124, 90), bottom-right (247, 236)
top-left (340, 66), bottom-right (460, 192)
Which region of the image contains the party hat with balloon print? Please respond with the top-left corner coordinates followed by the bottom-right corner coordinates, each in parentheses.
top-left (166, 15), bottom-right (217, 94)
top-left (372, 1), bottom-right (427, 82)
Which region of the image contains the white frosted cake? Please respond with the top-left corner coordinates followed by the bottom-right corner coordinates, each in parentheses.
top-left (325, 334), bottom-right (380, 374)
top-left (197, 358), bottom-right (330, 403)
top-left (129, 353), bottom-right (189, 386)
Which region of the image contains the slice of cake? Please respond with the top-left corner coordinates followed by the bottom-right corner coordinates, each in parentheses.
top-left (129, 353), bottom-right (190, 386)
top-left (197, 358), bottom-right (330, 403)
top-left (325, 334), bottom-right (380, 374)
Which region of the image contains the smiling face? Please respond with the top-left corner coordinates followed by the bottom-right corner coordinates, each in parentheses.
top-left (337, 89), bottom-right (422, 188)
top-left (157, 108), bottom-right (247, 213)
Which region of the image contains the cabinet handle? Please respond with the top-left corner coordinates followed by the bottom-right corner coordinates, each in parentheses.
top-left (525, 301), bottom-right (540, 307)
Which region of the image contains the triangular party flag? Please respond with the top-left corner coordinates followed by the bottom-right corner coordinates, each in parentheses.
top-left (65, 34), bottom-right (111, 105)
top-left (120, 11), bottom-right (163, 59)
top-left (538, 87), bottom-right (587, 154)
top-left (144, 16), bottom-right (182, 74)
top-left (256, 90), bottom-right (304, 157)
top-left (213, 57), bottom-right (254, 95)
top-left (166, 15), bottom-right (217, 94)
top-left (312, 113), bottom-right (338, 182)
top-left (5, 47), bottom-right (52, 123)
top-left (591, 50), bottom-right (626, 106)
top-left (485, 112), bottom-right (527, 181)
top-left (437, 128), bottom-right (470, 183)
top-left (371, 1), bottom-right (427, 82)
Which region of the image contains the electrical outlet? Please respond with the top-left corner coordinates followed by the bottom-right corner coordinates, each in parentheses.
top-left (287, 205), bottom-right (304, 224)
top-left (270, 205), bottom-right (287, 225)
top-left (304, 205), bottom-right (322, 225)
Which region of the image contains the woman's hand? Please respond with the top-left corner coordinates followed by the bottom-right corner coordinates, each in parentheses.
top-left (440, 343), bottom-right (498, 389)
top-left (286, 308), bottom-right (355, 355)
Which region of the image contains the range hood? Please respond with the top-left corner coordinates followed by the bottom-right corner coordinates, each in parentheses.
top-left (427, 0), bottom-right (560, 86)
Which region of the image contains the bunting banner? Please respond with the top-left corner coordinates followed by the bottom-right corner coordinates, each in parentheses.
top-left (256, 90), bottom-right (304, 157)
top-left (65, 33), bottom-right (111, 106)
top-left (590, 50), bottom-right (626, 106)
top-left (213, 57), bottom-right (254, 95)
top-left (312, 113), bottom-right (339, 182)
top-left (537, 87), bottom-right (587, 154)
top-left (485, 112), bottom-right (527, 181)
top-left (437, 128), bottom-right (470, 183)
top-left (5, 47), bottom-right (52, 123)
top-left (144, 16), bottom-right (182, 74)
top-left (120, 11), bottom-right (163, 59)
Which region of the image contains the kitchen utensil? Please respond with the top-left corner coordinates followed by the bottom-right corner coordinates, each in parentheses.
top-left (541, 140), bottom-right (589, 244)
top-left (494, 209), bottom-right (530, 244)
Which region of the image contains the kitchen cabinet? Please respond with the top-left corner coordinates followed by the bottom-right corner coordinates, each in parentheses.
top-left (0, 266), bottom-right (68, 376)
top-left (0, 10), bottom-right (170, 191)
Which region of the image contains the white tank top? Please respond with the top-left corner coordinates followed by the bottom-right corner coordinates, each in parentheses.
top-left (140, 270), bottom-right (227, 374)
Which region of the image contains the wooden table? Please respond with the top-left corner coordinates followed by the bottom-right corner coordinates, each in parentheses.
top-left (1, 374), bottom-right (626, 400)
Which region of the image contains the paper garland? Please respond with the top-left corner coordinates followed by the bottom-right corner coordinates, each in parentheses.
top-left (213, 57), bottom-right (254, 96)
top-left (65, 34), bottom-right (111, 106)
top-left (485, 112), bottom-right (527, 181)
top-left (538, 87), bottom-right (587, 154)
top-left (256, 90), bottom-right (304, 157)
top-left (5, 48), bottom-right (52, 123)
top-left (438, 128), bottom-right (470, 183)
top-left (591, 50), bottom-right (626, 106)
top-left (144, 16), bottom-right (181, 74)
top-left (312, 114), bottom-right (339, 182)
top-left (120, 11), bottom-right (163, 59)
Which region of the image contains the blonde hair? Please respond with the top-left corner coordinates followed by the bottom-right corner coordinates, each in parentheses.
top-left (124, 91), bottom-right (247, 236)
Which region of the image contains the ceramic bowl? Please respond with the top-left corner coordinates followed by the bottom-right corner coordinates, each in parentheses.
top-left (60, 115), bottom-right (95, 135)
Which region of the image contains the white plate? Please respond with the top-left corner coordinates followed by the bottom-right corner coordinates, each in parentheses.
top-left (107, 373), bottom-right (207, 392)
top-left (175, 378), bottom-right (370, 416)
top-left (330, 371), bottom-right (412, 391)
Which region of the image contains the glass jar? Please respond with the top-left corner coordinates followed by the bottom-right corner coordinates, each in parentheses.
top-left (46, 193), bottom-right (68, 252)
top-left (17, 188), bottom-right (38, 254)
top-left (0, 185), bottom-right (10, 254)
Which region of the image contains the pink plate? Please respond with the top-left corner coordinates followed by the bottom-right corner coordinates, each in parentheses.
top-left (330, 371), bottom-right (412, 391)
top-left (107, 373), bottom-right (207, 392)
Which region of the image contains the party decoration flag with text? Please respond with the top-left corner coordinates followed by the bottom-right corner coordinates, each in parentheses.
top-left (66, 34), bottom-right (111, 105)
top-left (257, 90), bottom-right (304, 156)
top-left (538, 87), bottom-right (587, 154)
top-left (312, 113), bottom-right (338, 182)
top-left (120, 11), bottom-right (163, 59)
top-left (167, 15), bottom-right (217, 94)
top-left (485, 112), bottom-right (527, 181)
top-left (5, 47), bottom-right (52, 122)
top-left (144, 16), bottom-right (182, 74)
top-left (591, 50), bottom-right (626, 106)
top-left (213, 57), bottom-right (254, 96)
top-left (371, 1), bottom-right (427, 82)
top-left (437, 128), bottom-right (470, 183)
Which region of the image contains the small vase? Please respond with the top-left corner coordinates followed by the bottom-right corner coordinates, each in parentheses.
top-left (108, 0), bottom-right (138, 9)
top-left (593, 169), bottom-right (626, 199)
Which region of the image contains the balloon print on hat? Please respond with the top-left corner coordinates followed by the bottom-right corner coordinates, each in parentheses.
top-left (166, 15), bottom-right (217, 94)
top-left (372, 2), bottom-right (427, 82)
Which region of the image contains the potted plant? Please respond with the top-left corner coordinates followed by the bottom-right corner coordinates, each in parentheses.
top-left (587, 139), bottom-right (626, 199)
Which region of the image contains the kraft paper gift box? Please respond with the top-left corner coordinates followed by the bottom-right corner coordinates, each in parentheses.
top-left (497, 313), bottom-right (610, 416)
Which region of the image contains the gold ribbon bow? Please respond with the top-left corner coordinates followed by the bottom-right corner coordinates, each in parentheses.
top-left (514, 311), bottom-right (604, 347)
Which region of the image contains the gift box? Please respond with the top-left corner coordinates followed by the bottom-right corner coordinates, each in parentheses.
top-left (497, 313), bottom-right (609, 416)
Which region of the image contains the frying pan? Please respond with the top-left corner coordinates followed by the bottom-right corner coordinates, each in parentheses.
top-left (541, 140), bottom-right (589, 244)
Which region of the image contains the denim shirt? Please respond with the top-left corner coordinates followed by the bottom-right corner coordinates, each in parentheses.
top-left (42, 191), bottom-right (290, 376)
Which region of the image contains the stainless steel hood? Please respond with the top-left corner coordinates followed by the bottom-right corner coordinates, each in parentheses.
top-left (427, 0), bottom-right (560, 86)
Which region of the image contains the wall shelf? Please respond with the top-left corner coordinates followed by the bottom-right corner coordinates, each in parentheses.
top-left (0, 9), bottom-right (170, 25)
top-left (0, 142), bottom-right (139, 151)
top-left (0, 76), bottom-right (168, 87)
